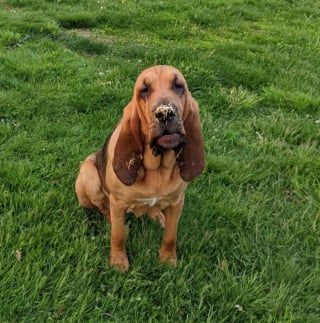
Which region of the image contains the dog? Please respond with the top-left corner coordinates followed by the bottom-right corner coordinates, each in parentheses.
top-left (75, 65), bottom-right (205, 271)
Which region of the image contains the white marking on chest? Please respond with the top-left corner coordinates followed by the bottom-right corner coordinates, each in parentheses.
top-left (135, 197), bottom-right (163, 207)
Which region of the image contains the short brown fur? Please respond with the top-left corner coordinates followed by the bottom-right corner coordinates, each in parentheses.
top-left (75, 65), bottom-right (205, 271)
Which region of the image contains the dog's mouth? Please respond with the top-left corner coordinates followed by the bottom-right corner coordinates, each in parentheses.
top-left (151, 131), bottom-right (184, 156)
top-left (156, 132), bottom-right (184, 149)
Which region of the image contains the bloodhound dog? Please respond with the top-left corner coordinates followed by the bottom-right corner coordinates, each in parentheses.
top-left (75, 65), bottom-right (205, 271)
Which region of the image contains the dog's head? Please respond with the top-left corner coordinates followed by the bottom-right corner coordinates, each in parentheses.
top-left (113, 65), bottom-right (205, 185)
top-left (134, 65), bottom-right (188, 155)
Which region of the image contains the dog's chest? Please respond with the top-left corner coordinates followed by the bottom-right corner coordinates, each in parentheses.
top-left (127, 197), bottom-right (167, 217)
top-left (125, 150), bottom-right (186, 217)
top-left (135, 197), bottom-right (162, 207)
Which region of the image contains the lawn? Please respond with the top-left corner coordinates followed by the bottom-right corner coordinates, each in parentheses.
top-left (1, 0), bottom-right (320, 321)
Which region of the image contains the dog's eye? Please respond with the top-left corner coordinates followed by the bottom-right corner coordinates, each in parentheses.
top-left (173, 79), bottom-right (185, 95)
top-left (140, 83), bottom-right (150, 99)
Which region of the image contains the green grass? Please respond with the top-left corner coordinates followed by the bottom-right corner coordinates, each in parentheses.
top-left (1, 0), bottom-right (320, 321)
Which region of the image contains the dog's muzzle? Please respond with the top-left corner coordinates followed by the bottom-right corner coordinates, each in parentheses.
top-left (156, 132), bottom-right (184, 149)
top-left (155, 104), bottom-right (176, 124)
top-left (151, 104), bottom-right (184, 153)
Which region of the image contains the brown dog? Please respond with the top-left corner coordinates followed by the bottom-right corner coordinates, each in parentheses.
top-left (75, 65), bottom-right (205, 271)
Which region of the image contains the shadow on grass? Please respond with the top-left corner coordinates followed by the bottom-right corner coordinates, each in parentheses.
top-left (82, 209), bottom-right (108, 237)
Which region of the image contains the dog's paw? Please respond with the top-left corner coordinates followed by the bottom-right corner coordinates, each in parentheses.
top-left (159, 249), bottom-right (177, 266)
top-left (156, 211), bottom-right (165, 228)
top-left (149, 211), bottom-right (165, 228)
top-left (109, 253), bottom-right (130, 272)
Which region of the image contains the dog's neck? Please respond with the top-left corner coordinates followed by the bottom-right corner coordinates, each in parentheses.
top-left (143, 145), bottom-right (177, 171)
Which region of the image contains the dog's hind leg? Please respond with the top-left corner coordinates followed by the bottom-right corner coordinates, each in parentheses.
top-left (75, 153), bottom-right (111, 223)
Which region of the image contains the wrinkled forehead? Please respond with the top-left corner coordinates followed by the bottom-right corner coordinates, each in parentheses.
top-left (135, 65), bottom-right (187, 88)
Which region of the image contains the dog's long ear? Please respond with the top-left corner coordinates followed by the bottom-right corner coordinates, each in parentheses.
top-left (177, 94), bottom-right (205, 182)
top-left (112, 102), bottom-right (144, 186)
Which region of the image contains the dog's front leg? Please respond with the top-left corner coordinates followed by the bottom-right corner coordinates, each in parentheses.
top-left (159, 195), bottom-right (185, 266)
top-left (109, 195), bottom-right (129, 271)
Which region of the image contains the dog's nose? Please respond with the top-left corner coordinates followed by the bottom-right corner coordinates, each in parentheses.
top-left (155, 105), bottom-right (176, 123)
